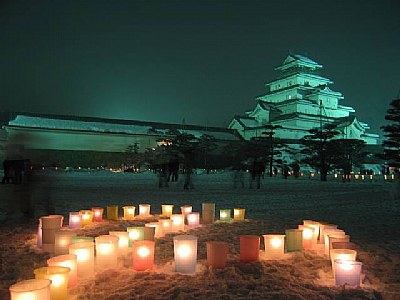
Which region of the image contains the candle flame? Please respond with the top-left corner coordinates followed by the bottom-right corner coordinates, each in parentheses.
top-left (234, 210), bottom-right (239, 216)
top-left (220, 212), bottom-right (227, 218)
top-left (129, 230), bottom-right (140, 240)
top-left (50, 274), bottom-right (65, 287)
top-left (177, 245), bottom-right (191, 258)
top-left (137, 246), bottom-right (150, 258)
top-left (271, 237), bottom-right (282, 248)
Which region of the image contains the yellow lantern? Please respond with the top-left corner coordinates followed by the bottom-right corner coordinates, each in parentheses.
top-left (170, 214), bottom-right (185, 232)
top-left (139, 204), bottom-right (151, 217)
top-left (233, 208), bottom-right (245, 221)
top-left (161, 204), bottom-right (174, 217)
top-left (47, 254), bottom-right (78, 288)
top-left (34, 266), bottom-right (70, 300)
top-left (79, 210), bottom-right (94, 227)
top-left (9, 279), bottom-right (51, 300)
top-left (123, 206), bottom-right (136, 220)
top-left (263, 234), bottom-right (285, 259)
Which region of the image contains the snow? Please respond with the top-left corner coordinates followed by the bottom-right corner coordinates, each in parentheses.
top-left (0, 170), bottom-right (399, 299)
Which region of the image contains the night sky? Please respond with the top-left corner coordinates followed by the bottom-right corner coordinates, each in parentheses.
top-left (1, 0), bottom-right (399, 135)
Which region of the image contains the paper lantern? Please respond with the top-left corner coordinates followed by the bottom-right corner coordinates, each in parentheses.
top-left (328, 235), bottom-right (350, 258)
top-left (187, 212), bottom-right (200, 227)
top-left (139, 204), bottom-right (151, 217)
top-left (71, 236), bottom-right (94, 244)
top-left (334, 259), bottom-right (362, 286)
top-left (127, 226), bottom-right (145, 247)
top-left (240, 235), bottom-right (260, 263)
top-left (37, 218), bottom-right (42, 248)
top-left (170, 214), bottom-right (185, 232)
top-left (161, 204), bottom-right (174, 217)
top-left (54, 231), bottom-right (76, 256)
top-left (79, 210), bottom-right (94, 227)
top-left (206, 241), bottom-right (229, 268)
top-left (298, 225), bottom-right (314, 250)
top-left (144, 226), bottom-right (155, 241)
top-left (34, 266), bottom-right (70, 300)
top-left (9, 279), bottom-right (51, 300)
top-left (132, 240), bottom-right (155, 271)
top-left (145, 222), bottom-right (162, 238)
top-left (109, 231), bottom-right (130, 255)
top-left (68, 242), bottom-right (94, 279)
top-left (174, 235), bottom-right (198, 274)
top-left (47, 254), bottom-right (78, 288)
top-left (159, 219), bottom-right (172, 234)
top-left (330, 249), bottom-right (357, 271)
top-left (319, 224), bottom-right (338, 244)
top-left (303, 220), bottom-right (320, 244)
top-left (106, 206), bottom-right (119, 221)
top-left (95, 235), bottom-right (119, 269)
top-left (123, 206), bottom-right (136, 220)
top-left (41, 215), bottom-right (63, 253)
top-left (202, 203), bottom-right (215, 224)
top-left (181, 205), bottom-right (193, 215)
top-left (233, 208), bottom-right (245, 221)
top-left (219, 209), bottom-right (231, 222)
top-left (285, 229), bottom-right (303, 252)
top-left (68, 212), bottom-right (81, 229)
top-left (324, 230), bottom-right (346, 256)
top-left (49, 214), bottom-right (64, 227)
top-left (91, 207), bottom-right (104, 222)
top-left (263, 234), bottom-right (285, 259)
top-left (331, 241), bottom-right (357, 251)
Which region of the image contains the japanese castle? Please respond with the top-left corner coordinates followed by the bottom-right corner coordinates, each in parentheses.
top-left (228, 54), bottom-right (379, 145)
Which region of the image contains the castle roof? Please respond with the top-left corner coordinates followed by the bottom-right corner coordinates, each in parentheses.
top-left (275, 54), bottom-right (323, 71)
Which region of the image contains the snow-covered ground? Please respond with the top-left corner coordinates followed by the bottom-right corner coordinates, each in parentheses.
top-left (0, 170), bottom-right (399, 299)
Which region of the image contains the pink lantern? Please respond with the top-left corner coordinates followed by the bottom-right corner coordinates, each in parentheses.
top-left (132, 240), bottom-right (155, 271)
top-left (91, 207), bottom-right (104, 222)
top-left (334, 260), bottom-right (362, 286)
top-left (47, 254), bottom-right (78, 287)
top-left (187, 212), bottom-right (200, 227)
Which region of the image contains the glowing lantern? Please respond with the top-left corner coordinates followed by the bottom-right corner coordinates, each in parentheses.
top-left (298, 225), bottom-right (314, 250)
top-left (127, 226), bottom-right (145, 247)
top-left (170, 214), bottom-right (185, 232)
top-left (334, 260), bottom-right (362, 286)
top-left (95, 235), bottom-right (119, 269)
top-left (109, 231), bottom-right (130, 255)
top-left (202, 203), bottom-right (215, 224)
top-left (219, 209), bottom-right (231, 222)
top-left (132, 240), bottom-right (155, 271)
top-left (324, 230), bottom-right (346, 256)
top-left (106, 206), bottom-right (119, 221)
top-left (91, 207), bottom-right (104, 222)
top-left (144, 226), bottom-right (155, 240)
top-left (285, 229), bottom-right (303, 252)
top-left (180, 205), bottom-right (193, 216)
top-left (68, 212), bottom-right (81, 229)
top-left (303, 220), bottom-right (320, 244)
top-left (330, 249), bottom-right (357, 272)
top-left (146, 222), bottom-right (162, 238)
top-left (240, 235), bottom-right (260, 263)
top-left (41, 215), bottom-right (63, 253)
top-left (68, 242), bottom-right (94, 279)
top-left (206, 241), bottom-right (229, 269)
top-left (319, 224), bottom-right (338, 244)
top-left (123, 206), bottom-right (136, 220)
top-left (263, 234), bottom-right (285, 259)
top-left (79, 210), bottom-right (94, 227)
top-left (54, 231), bottom-right (76, 255)
top-left (37, 218), bottom-right (42, 248)
top-left (187, 212), bottom-right (200, 227)
top-left (47, 254), bottom-right (78, 288)
top-left (161, 204), bottom-right (174, 217)
top-left (9, 279), bottom-right (51, 300)
top-left (34, 266), bottom-right (70, 300)
top-left (233, 208), bottom-right (245, 221)
top-left (139, 204), bottom-right (151, 217)
top-left (328, 235), bottom-right (350, 258)
top-left (174, 235), bottom-right (198, 274)
top-left (159, 219), bottom-right (172, 233)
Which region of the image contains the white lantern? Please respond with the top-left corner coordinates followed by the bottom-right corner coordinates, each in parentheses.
top-left (54, 231), bottom-right (76, 256)
top-left (95, 235), bottom-right (119, 270)
top-left (187, 212), bottom-right (200, 227)
top-left (170, 214), bottom-right (185, 232)
top-left (330, 249), bottom-right (357, 271)
top-left (263, 234), bottom-right (285, 259)
top-left (41, 215), bottom-right (63, 253)
top-left (139, 204), bottom-right (151, 217)
top-left (159, 219), bottom-right (172, 234)
top-left (68, 242), bottom-right (94, 279)
top-left (109, 231), bottom-right (130, 256)
top-left (174, 235), bottom-right (198, 274)
top-left (9, 279), bottom-right (51, 300)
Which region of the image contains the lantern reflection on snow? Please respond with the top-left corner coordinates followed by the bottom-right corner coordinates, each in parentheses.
top-left (9, 279), bottom-right (51, 300)
top-left (139, 204), bottom-right (151, 217)
top-left (334, 259), bottom-right (362, 286)
top-left (263, 234), bottom-right (285, 259)
top-left (161, 204), bottom-right (174, 217)
top-left (174, 235), bottom-right (198, 274)
top-left (171, 214), bottom-right (185, 232)
top-left (79, 210), bottom-right (94, 227)
top-left (47, 254), bottom-right (78, 288)
top-left (109, 231), bottom-right (129, 255)
top-left (123, 206), bottom-right (136, 220)
top-left (240, 235), bottom-right (260, 263)
top-left (187, 212), bottom-right (200, 227)
top-left (206, 241), bottom-right (228, 269)
top-left (54, 231), bottom-right (76, 256)
top-left (233, 208), bottom-right (245, 221)
top-left (91, 207), bottom-right (104, 222)
top-left (285, 229), bottom-right (302, 252)
top-left (68, 242), bottom-right (94, 279)
top-left (127, 227), bottom-right (145, 247)
top-left (68, 212), bottom-right (81, 229)
top-left (202, 203), bottom-right (215, 224)
top-left (106, 206), bottom-right (119, 221)
top-left (132, 240), bottom-right (155, 271)
top-left (34, 266), bottom-right (70, 300)
top-left (95, 235), bottom-right (119, 269)
top-left (298, 225), bottom-right (314, 250)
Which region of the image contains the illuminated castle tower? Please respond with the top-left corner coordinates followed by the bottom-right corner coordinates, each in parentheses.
top-left (229, 54), bottom-right (379, 144)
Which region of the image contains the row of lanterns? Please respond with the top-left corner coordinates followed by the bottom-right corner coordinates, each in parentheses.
top-left (10, 206), bottom-right (362, 299)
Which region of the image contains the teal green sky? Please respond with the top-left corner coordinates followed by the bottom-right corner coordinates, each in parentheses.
top-left (0, 0), bottom-right (399, 133)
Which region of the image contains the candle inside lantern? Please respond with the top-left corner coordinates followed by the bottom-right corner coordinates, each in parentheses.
top-left (34, 266), bottom-right (70, 300)
top-left (79, 210), bottom-right (94, 227)
top-left (106, 205), bottom-right (119, 221)
top-left (41, 215), bottom-right (63, 253)
top-left (161, 204), bottom-right (174, 217)
top-left (180, 205), bottom-right (193, 215)
top-left (206, 241), bottom-right (229, 269)
top-left (159, 219), bottom-right (172, 234)
top-left (68, 212), bottom-right (81, 229)
top-left (139, 204), bottom-right (151, 217)
top-left (174, 235), bottom-right (198, 274)
top-left (202, 203), bottom-right (215, 224)
top-left (263, 234), bottom-right (285, 259)
top-left (170, 214), bottom-right (185, 232)
top-left (233, 208), bottom-right (245, 221)
top-left (127, 226), bottom-right (145, 247)
top-left (298, 225), bottom-right (314, 250)
top-left (123, 206), bottom-right (136, 220)
top-left (95, 235), bottom-right (119, 270)
top-left (240, 235), bottom-right (260, 263)
top-left (187, 212), bottom-right (200, 227)
top-left (330, 249), bottom-right (357, 271)
top-left (219, 209), bottom-right (231, 222)
top-left (132, 240), bottom-right (155, 271)
top-left (109, 231), bottom-right (130, 255)
top-left (9, 279), bottom-right (51, 300)
top-left (68, 242), bottom-right (94, 279)
top-left (303, 220), bottom-right (320, 244)
top-left (285, 229), bottom-right (303, 252)
top-left (47, 254), bottom-right (77, 288)
top-left (91, 207), bottom-right (104, 222)
top-left (54, 231), bottom-right (76, 256)
top-left (334, 259), bottom-right (362, 286)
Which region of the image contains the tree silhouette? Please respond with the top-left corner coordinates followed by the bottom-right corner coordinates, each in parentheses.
top-left (380, 98), bottom-right (400, 167)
